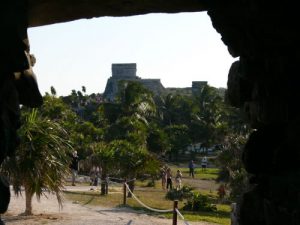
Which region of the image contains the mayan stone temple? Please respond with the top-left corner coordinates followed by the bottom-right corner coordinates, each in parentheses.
top-left (103, 63), bottom-right (165, 101)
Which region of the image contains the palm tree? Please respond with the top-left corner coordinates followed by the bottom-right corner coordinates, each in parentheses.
top-left (117, 81), bottom-right (156, 120)
top-left (102, 81), bottom-right (156, 144)
top-left (111, 140), bottom-right (157, 197)
top-left (157, 93), bottom-right (194, 126)
top-left (191, 85), bottom-right (226, 146)
top-left (89, 142), bottom-right (115, 195)
top-left (1, 109), bottom-right (73, 215)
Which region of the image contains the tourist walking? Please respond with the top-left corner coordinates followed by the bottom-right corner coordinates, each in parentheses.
top-left (188, 160), bottom-right (195, 178)
top-left (89, 166), bottom-right (100, 189)
top-left (201, 156), bottom-right (208, 171)
top-left (166, 167), bottom-right (173, 190)
top-left (175, 170), bottom-right (182, 190)
top-left (70, 151), bottom-right (79, 186)
top-left (161, 166), bottom-right (167, 190)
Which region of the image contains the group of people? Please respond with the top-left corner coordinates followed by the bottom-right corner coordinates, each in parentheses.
top-left (69, 150), bottom-right (102, 189)
top-left (161, 166), bottom-right (182, 191)
top-left (188, 156), bottom-right (208, 178)
top-left (70, 151), bottom-right (208, 193)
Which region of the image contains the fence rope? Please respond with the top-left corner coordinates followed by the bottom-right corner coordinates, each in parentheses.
top-left (103, 180), bottom-right (191, 225)
top-left (107, 177), bottom-right (124, 182)
top-left (107, 178), bottom-right (123, 186)
top-left (175, 208), bottom-right (191, 225)
top-left (124, 183), bottom-right (173, 213)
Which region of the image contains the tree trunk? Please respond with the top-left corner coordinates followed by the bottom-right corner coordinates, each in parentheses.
top-left (100, 173), bottom-right (108, 195)
top-left (24, 185), bottom-right (33, 215)
top-left (127, 179), bottom-right (135, 198)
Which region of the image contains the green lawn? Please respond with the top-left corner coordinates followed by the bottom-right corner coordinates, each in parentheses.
top-left (164, 204), bottom-right (230, 225)
top-left (64, 174), bottom-right (230, 225)
top-left (64, 190), bottom-right (230, 225)
top-left (169, 166), bottom-right (219, 180)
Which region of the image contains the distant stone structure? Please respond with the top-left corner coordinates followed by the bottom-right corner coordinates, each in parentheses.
top-left (102, 63), bottom-right (211, 102)
top-left (192, 81), bottom-right (208, 94)
top-left (112, 63), bottom-right (137, 78)
top-left (103, 63), bottom-right (165, 101)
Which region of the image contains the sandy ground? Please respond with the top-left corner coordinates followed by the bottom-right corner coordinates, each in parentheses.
top-left (2, 187), bottom-right (218, 225)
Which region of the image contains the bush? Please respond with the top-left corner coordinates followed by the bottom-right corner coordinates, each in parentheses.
top-left (146, 179), bottom-right (155, 187)
top-left (183, 192), bottom-right (217, 212)
top-left (165, 185), bottom-right (194, 201)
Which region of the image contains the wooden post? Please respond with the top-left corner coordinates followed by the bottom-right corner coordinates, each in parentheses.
top-left (123, 179), bottom-right (127, 205)
top-left (172, 200), bottom-right (178, 225)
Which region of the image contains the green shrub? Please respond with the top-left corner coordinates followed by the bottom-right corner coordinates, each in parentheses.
top-left (165, 185), bottom-right (194, 201)
top-left (146, 179), bottom-right (155, 187)
top-left (183, 192), bottom-right (217, 212)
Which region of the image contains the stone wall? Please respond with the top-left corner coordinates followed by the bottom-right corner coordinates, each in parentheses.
top-left (207, 1), bottom-right (300, 224)
top-left (112, 63), bottom-right (137, 78)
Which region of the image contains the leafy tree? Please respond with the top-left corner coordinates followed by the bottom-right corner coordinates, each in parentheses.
top-left (164, 125), bottom-right (191, 160)
top-left (146, 123), bottom-right (170, 156)
top-left (40, 94), bottom-right (77, 123)
top-left (216, 133), bottom-right (250, 200)
top-left (82, 86), bottom-right (86, 94)
top-left (89, 142), bottom-right (115, 195)
top-left (50, 86), bottom-right (57, 96)
top-left (1, 109), bottom-right (72, 215)
top-left (111, 140), bottom-right (158, 196)
top-left (190, 85), bottom-right (226, 146)
top-left (42, 94), bottom-right (103, 160)
top-left (100, 81), bottom-right (156, 147)
top-left (117, 81), bottom-right (156, 119)
top-left (157, 94), bottom-right (194, 126)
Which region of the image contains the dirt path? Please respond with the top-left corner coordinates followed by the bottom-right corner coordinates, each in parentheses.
top-left (2, 188), bottom-right (218, 225)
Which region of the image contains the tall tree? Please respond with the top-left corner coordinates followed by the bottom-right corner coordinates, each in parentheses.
top-left (164, 124), bottom-right (191, 160)
top-left (50, 86), bottom-right (57, 96)
top-left (82, 86), bottom-right (86, 94)
top-left (1, 109), bottom-right (72, 215)
top-left (90, 142), bottom-right (115, 195)
top-left (190, 85), bottom-right (226, 146)
top-left (216, 133), bottom-right (250, 200)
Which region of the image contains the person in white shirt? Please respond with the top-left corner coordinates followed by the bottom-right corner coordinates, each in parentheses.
top-left (201, 156), bottom-right (208, 171)
top-left (175, 170), bottom-right (182, 190)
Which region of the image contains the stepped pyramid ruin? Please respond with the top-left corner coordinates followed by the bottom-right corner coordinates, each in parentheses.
top-left (103, 63), bottom-right (165, 101)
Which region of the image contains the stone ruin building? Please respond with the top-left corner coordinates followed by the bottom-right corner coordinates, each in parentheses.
top-left (1, 1), bottom-right (300, 225)
top-left (103, 63), bottom-right (165, 101)
top-left (103, 64), bottom-right (209, 101)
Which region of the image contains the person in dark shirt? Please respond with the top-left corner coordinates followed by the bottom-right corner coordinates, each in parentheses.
top-left (188, 160), bottom-right (195, 178)
top-left (70, 151), bottom-right (79, 186)
top-left (166, 167), bottom-right (173, 190)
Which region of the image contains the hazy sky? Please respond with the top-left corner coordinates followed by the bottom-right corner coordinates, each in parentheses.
top-left (28, 12), bottom-right (236, 96)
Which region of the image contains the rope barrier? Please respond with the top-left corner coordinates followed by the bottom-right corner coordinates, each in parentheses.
top-left (126, 178), bottom-right (136, 183)
top-left (124, 183), bottom-right (173, 213)
top-left (107, 179), bottom-right (123, 186)
top-left (107, 177), bottom-right (135, 184)
top-left (107, 177), bottom-right (124, 182)
top-left (175, 208), bottom-right (190, 225)
top-left (175, 208), bottom-right (184, 219)
top-left (103, 179), bottom-right (191, 225)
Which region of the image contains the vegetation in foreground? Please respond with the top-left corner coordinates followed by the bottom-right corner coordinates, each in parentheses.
top-left (64, 189), bottom-right (230, 225)
top-left (64, 168), bottom-right (231, 225)
top-left (1, 82), bottom-right (249, 223)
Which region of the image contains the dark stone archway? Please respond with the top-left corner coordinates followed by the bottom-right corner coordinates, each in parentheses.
top-left (1, 1), bottom-right (300, 224)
